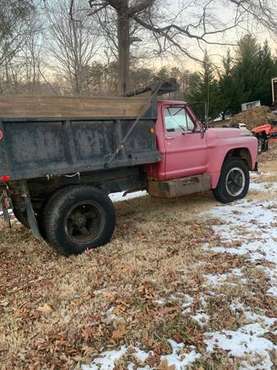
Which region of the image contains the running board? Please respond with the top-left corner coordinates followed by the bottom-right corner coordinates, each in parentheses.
top-left (148, 174), bottom-right (211, 198)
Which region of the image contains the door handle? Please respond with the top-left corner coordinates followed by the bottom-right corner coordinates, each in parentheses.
top-left (165, 136), bottom-right (175, 140)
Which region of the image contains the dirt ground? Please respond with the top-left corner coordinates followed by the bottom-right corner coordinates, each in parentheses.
top-left (0, 145), bottom-right (276, 370)
top-left (217, 106), bottom-right (277, 130)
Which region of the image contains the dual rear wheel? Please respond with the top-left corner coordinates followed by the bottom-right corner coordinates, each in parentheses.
top-left (12, 186), bottom-right (116, 256)
top-left (43, 186), bottom-right (116, 256)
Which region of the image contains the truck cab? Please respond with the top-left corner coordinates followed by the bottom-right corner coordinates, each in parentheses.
top-left (147, 100), bottom-right (258, 201)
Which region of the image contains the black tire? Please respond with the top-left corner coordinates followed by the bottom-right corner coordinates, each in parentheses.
top-left (213, 158), bottom-right (250, 204)
top-left (43, 185), bottom-right (115, 256)
top-left (262, 138), bottom-right (269, 152)
top-left (257, 133), bottom-right (269, 153)
top-left (13, 206), bottom-right (30, 228)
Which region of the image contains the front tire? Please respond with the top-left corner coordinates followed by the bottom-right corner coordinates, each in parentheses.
top-left (43, 186), bottom-right (115, 256)
top-left (213, 158), bottom-right (250, 204)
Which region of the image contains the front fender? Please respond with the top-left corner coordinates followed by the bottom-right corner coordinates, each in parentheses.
top-left (206, 136), bottom-right (258, 189)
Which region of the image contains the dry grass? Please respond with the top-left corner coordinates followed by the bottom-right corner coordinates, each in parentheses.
top-left (0, 193), bottom-right (217, 369)
top-left (0, 146), bottom-right (276, 369)
top-left (259, 141), bottom-right (277, 164)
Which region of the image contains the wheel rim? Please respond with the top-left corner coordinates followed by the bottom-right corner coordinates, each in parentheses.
top-left (225, 167), bottom-right (246, 197)
top-left (64, 201), bottom-right (104, 244)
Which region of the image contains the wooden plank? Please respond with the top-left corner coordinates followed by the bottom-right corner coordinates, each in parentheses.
top-left (0, 95), bottom-right (150, 119)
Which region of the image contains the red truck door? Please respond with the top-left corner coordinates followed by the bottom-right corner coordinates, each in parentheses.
top-left (163, 104), bottom-right (208, 179)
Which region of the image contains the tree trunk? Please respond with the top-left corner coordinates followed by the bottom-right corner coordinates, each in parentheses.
top-left (117, 0), bottom-right (130, 96)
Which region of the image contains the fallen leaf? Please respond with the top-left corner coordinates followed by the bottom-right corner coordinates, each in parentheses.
top-left (158, 359), bottom-right (176, 370)
top-left (111, 323), bottom-right (127, 342)
top-left (37, 303), bottom-right (53, 314)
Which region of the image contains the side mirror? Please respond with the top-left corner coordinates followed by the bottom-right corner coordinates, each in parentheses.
top-left (200, 122), bottom-right (207, 138)
top-left (202, 121), bottom-right (208, 130)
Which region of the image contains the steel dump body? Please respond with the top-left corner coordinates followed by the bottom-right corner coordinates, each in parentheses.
top-left (0, 96), bottom-right (160, 181)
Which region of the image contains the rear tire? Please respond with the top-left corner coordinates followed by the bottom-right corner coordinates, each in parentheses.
top-left (213, 158), bottom-right (249, 204)
top-left (43, 185), bottom-right (115, 256)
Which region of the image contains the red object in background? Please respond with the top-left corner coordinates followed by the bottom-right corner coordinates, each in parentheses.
top-left (0, 176), bottom-right (11, 183)
top-left (252, 122), bottom-right (277, 141)
top-left (252, 123), bottom-right (272, 136)
top-left (0, 129), bottom-right (4, 141)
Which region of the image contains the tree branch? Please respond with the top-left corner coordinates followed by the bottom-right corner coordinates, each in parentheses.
top-left (128, 0), bottom-right (156, 16)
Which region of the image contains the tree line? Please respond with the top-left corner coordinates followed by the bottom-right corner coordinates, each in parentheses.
top-left (187, 35), bottom-right (277, 120)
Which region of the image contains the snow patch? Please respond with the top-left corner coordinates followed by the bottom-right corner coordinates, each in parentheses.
top-left (204, 268), bottom-right (247, 288)
top-left (202, 194), bottom-right (277, 369)
top-left (260, 266), bottom-right (277, 298)
top-left (205, 323), bottom-right (275, 370)
top-left (206, 301), bottom-right (276, 369)
top-left (83, 340), bottom-right (201, 370)
top-left (191, 312), bottom-right (209, 327)
top-left (0, 208), bottom-right (13, 217)
top-left (82, 346), bottom-right (127, 370)
top-left (250, 181), bottom-right (277, 193)
top-left (205, 199), bottom-right (277, 266)
top-left (181, 294), bottom-right (194, 311)
top-left (109, 191), bottom-right (147, 203)
top-left (161, 340), bottom-right (200, 369)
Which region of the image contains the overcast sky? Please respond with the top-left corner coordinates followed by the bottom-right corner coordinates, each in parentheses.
top-left (43, 0), bottom-right (277, 73)
top-left (140, 0), bottom-right (277, 71)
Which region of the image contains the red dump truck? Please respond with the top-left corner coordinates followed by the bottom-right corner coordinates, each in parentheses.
top-left (0, 82), bottom-right (258, 255)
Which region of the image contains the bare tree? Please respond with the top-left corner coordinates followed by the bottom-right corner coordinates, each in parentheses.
top-left (77, 0), bottom-right (277, 96)
top-left (19, 16), bottom-right (45, 94)
top-left (0, 1), bottom-right (34, 67)
top-left (46, 0), bottom-right (99, 95)
top-left (228, 0), bottom-right (277, 32)
top-left (0, 1), bottom-right (40, 94)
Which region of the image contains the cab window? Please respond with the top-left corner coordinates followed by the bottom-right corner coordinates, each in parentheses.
top-left (165, 107), bottom-right (195, 133)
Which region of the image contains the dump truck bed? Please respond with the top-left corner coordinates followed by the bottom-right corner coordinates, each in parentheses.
top-left (0, 96), bottom-right (160, 181)
top-left (0, 96), bottom-right (149, 119)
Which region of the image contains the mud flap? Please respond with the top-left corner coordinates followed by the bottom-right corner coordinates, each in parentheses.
top-left (21, 182), bottom-right (42, 240)
top-left (0, 190), bottom-right (11, 227)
